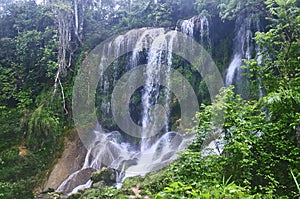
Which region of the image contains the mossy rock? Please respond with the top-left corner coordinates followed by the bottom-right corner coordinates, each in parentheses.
top-left (92, 181), bottom-right (104, 188)
top-left (91, 167), bottom-right (116, 186)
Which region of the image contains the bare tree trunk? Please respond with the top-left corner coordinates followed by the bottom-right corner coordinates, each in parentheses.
top-left (74, 0), bottom-right (83, 45)
top-left (51, 0), bottom-right (73, 114)
top-left (79, 0), bottom-right (84, 38)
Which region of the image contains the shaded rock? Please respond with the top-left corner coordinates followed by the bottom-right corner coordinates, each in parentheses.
top-left (91, 167), bottom-right (116, 186)
top-left (40, 188), bottom-right (55, 194)
top-left (91, 181), bottom-right (103, 188)
top-left (43, 129), bottom-right (87, 191)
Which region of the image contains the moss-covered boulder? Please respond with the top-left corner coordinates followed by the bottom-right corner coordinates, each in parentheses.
top-left (91, 167), bottom-right (116, 186)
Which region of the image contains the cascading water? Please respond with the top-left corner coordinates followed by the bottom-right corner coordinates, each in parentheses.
top-left (199, 16), bottom-right (210, 47)
top-left (181, 17), bottom-right (195, 36)
top-left (57, 28), bottom-right (197, 194)
top-left (180, 16), bottom-right (225, 156)
top-left (57, 129), bottom-right (137, 194)
top-left (181, 15), bottom-right (210, 45)
top-left (225, 13), bottom-right (260, 86)
top-left (140, 31), bottom-right (177, 152)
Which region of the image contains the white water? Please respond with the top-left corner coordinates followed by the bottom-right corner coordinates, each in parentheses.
top-left (226, 13), bottom-right (257, 86)
top-left (199, 16), bottom-right (210, 45)
top-left (57, 144), bottom-right (93, 194)
top-left (181, 17), bottom-right (195, 36)
top-left (56, 16), bottom-right (217, 195)
top-left (70, 180), bottom-right (93, 195)
top-left (181, 15), bottom-right (210, 44)
top-left (226, 54), bottom-right (243, 86)
top-left (57, 20), bottom-right (214, 194)
top-left (125, 132), bottom-right (191, 179)
top-left (57, 129), bottom-right (191, 194)
top-left (57, 28), bottom-right (195, 195)
top-left (141, 31), bottom-right (177, 151)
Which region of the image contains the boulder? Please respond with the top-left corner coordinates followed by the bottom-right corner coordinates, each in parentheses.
top-left (91, 167), bottom-right (116, 186)
top-left (43, 129), bottom-right (87, 191)
top-left (59, 168), bottom-right (95, 194)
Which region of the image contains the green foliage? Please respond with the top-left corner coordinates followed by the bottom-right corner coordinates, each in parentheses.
top-left (244, 2), bottom-right (300, 195)
top-left (195, 0), bottom-right (221, 17)
top-left (76, 186), bottom-right (125, 199)
top-left (26, 104), bottom-right (60, 151)
top-left (0, 107), bottom-right (21, 149)
top-left (169, 151), bottom-right (223, 184)
top-left (121, 168), bottom-right (173, 195)
top-left (154, 85), bottom-right (299, 198)
top-left (0, 1), bottom-right (66, 198)
top-left (195, 0), bottom-right (266, 20)
top-left (218, 0), bottom-right (265, 20)
top-left (0, 181), bottom-right (33, 199)
top-left (247, 0), bottom-right (300, 94)
top-left (155, 181), bottom-right (202, 199)
top-left (90, 167), bottom-right (116, 186)
top-left (155, 179), bottom-right (257, 199)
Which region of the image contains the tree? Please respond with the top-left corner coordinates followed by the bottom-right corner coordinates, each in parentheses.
top-left (245, 0), bottom-right (300, 195)
top-left (218, 0), bottom-right (266, 20)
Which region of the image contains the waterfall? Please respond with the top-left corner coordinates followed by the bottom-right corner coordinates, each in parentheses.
top-left (141, 31), bottom-right (176, 151)
top-left (225, 13), bottom-right (259, 86)
top-left (181, 15), bottom-right (211, 48)
top-left (57, 129), bottom-right (138, 194)
top-left (199, 16), bottom-right (210, 46)
top-left (181, 17), bottom-right (195, 36)
top-left (57, 28), bottom-right (196, 195)
top-left (164, 33), bottom-right (176, 134)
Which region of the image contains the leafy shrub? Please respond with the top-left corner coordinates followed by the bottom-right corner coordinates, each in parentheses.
top-left (26, 104), bottom-right (60, 151)
top-left (0, 180), bottom-right (33, 199)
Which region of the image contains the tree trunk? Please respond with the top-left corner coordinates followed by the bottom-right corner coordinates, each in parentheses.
top-left (74, 0), bottom-right (83, 45)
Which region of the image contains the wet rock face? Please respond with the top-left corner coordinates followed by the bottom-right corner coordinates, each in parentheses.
top-left (43, 130), bottom-right (87, 191)
top-left (60, 168), bottom-right (96, 194)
